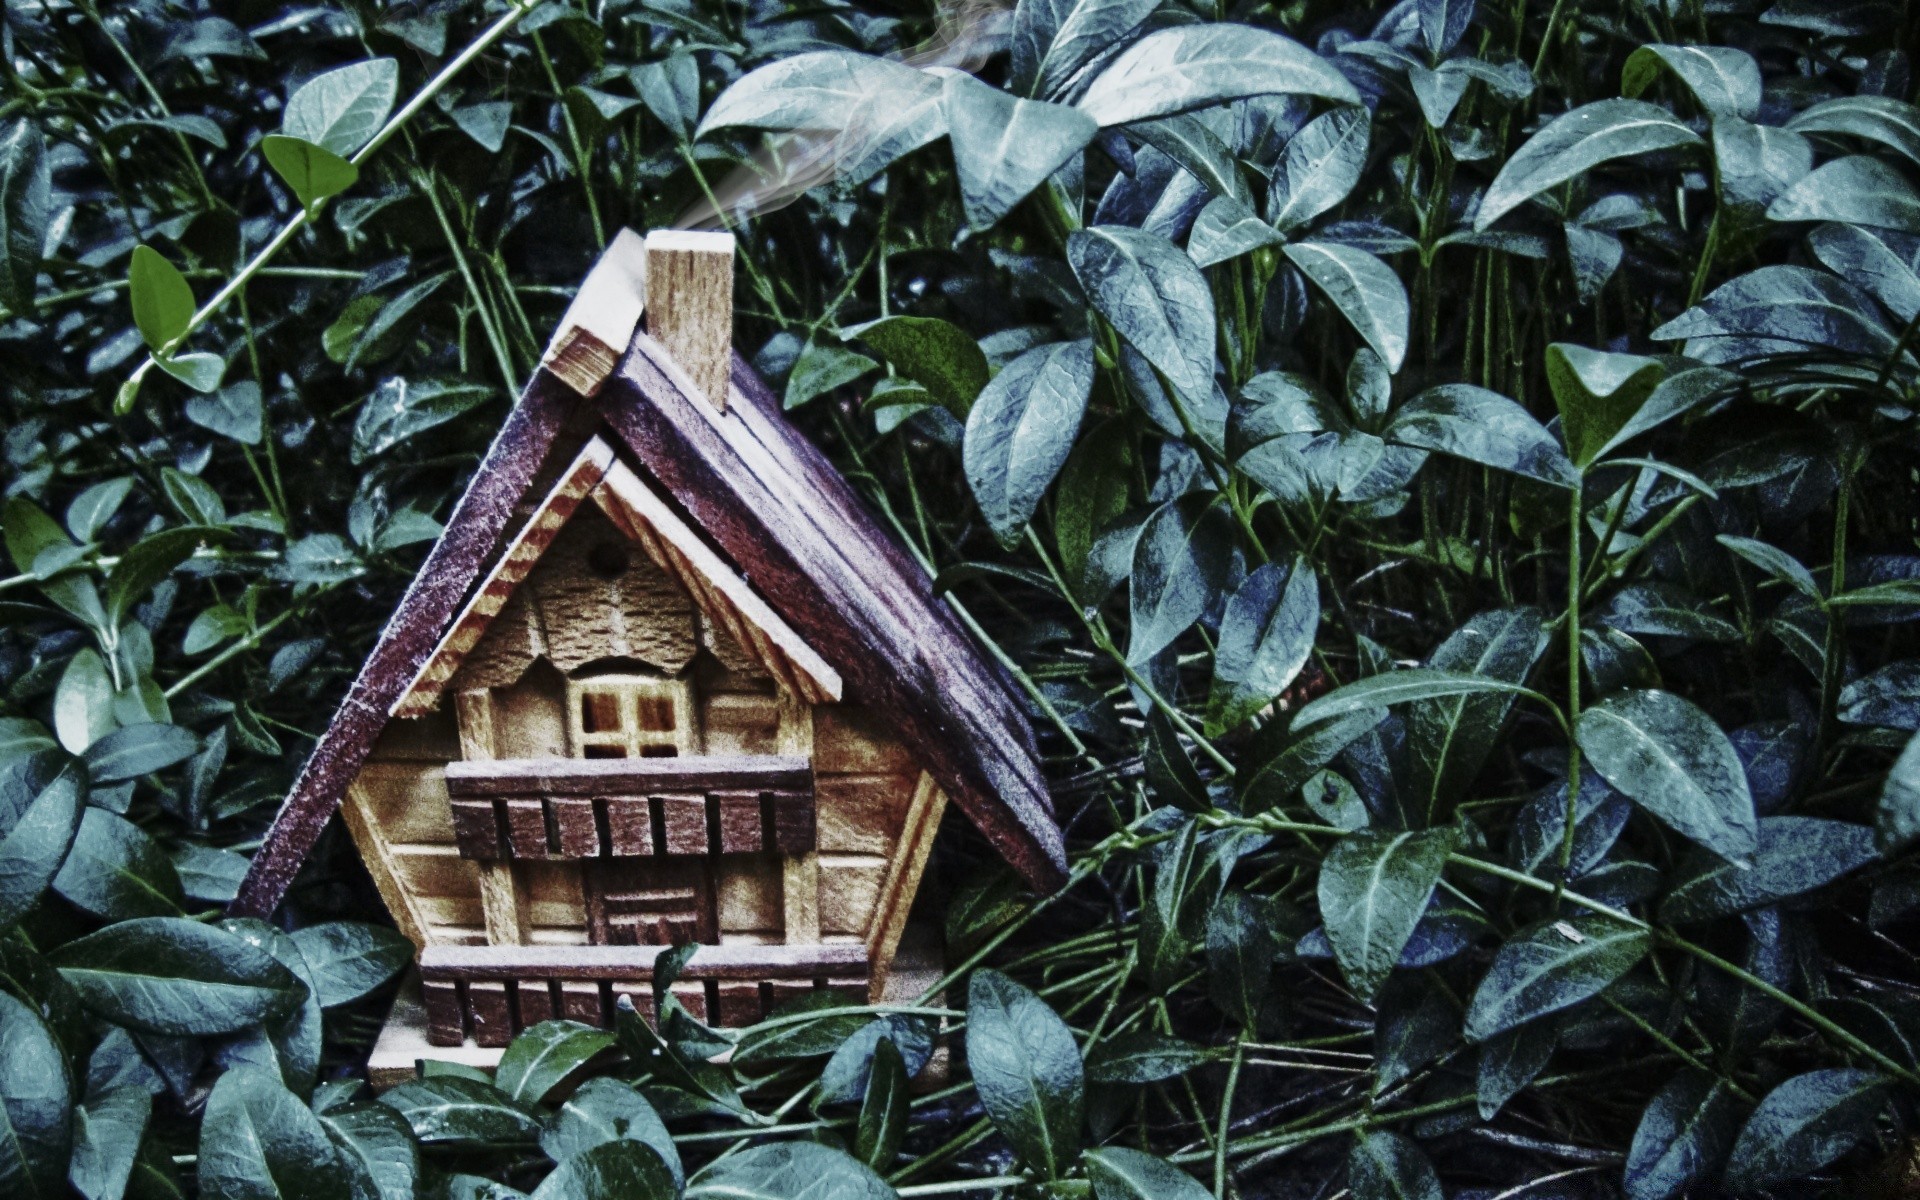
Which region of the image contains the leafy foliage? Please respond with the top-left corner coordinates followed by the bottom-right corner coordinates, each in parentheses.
top-left (7, 0), bottom-right (1920, 1196)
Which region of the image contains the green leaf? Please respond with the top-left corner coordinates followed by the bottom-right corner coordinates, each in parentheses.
top-left (1053, 422), bottom-right (1135, 602)
top-left (1293, 668), bottom-right (1540, 731)
top-left (1622, 45), bottom-right (1760, 120)
top-left (854, 1036), bottom-right (909, 1172)
top-left (1576, 689), bottom-right (1758, 864)
top-left (1475, 99), bottom-right (1702, 231)
top-left (1069, 225), bottom-right (1217, 404)
top-left (378, 1076), bottom-right (541, 1146)
top-left (1127, 495), bottom-right (1232, 665)
top-left (1318, 827), bottom-right (1456, 1000)
top-left (1085, 1146), bottom-right (1212, 1200)
top-left (634, 51), bottom-right (701, 142)
top-left (1075, 25), bottom-right (1358, 126)
top-left (69, 1084), bottom-right (151, 1200)
top-left (1809, 222), bottom-right (1920, 323)
top-left (286, 922), bottom-right (410, 1008)
top-left (199, 1066), bottom-right (352, 1200)
top-left (52, 808), bottom-right (185, 920)
top-left (1785, 95), bottom-right (1920, 168)
top-left (1766, 155), bottom-right (1920, 232)
top-left (83, 722), bottom-right (197, 783)
top-left (1189, 196), bottom-right (1285, 268)
top-left (1239, 707), bottom-right (1388, 809)
top-left (1207, 891), bottom-right (1281, 1027)
top-left (964, 339), bottom-right (1095, 545)
top-left (1207, 557), bottom-right (1320, 736)
top-left (1878, 731), bottom-right (1920, 854)
top-left (844, 316), bottom-right (989, 419)
top-left (262, 135), bottom-right (359, 210)
top-left (686, 1142), bottom-right (896, 1200)
top-left (4, 497), bottom-right (74, 577)
top-left (1084, 1032), bottom-right (1215, 1084)
top-left (530, 1141), bottom-right (676, 1200)
top-left (282, 59), bottom-right (398, 156)
top-left (1463, 915), bottom-right (1651, 1041)
top-left (1387, 384), bottom-right (1576, 486)
top-left (542, 1078), bottom-right (681, 1187)
top-left (1723, 1069), bottom-right (1892, 1192)
top-left (1625, 1070), bottom-right (1739, 1200)
top-left (52, 916), bottom-right (305, 1036)
top-left (1131, 115), bottom-right (1252, 209)
top-left (1406, 607), bottom-right (1552, 825)
top-left (1281, 242), bottom-right (1409, 373)
top-left (54, 650), bottom-right (115, 754)
top-left (128, 245), bottom-right (195, 354)
top-left (943, 75), bottom-right (1096, 230)
top-left (1716, 534), bottom-right (1822, 601)
top-left (784, 341), bottom-right (876, 410)
top-left (696, 52), bottom-right (946, 187)
top-left (732, 994), bottom-right (871, 1066)
top-left (1027, 0), bottom-right (1160, 98)
top-left (496, 1020), bottom-right (615, 1106)
top-left (319, 1103), bottom-right (420, 1200)
top-left (0, 120), bottom-right (52, 314)
top-left (352, 378), bottom-right (492, 464)
top-left (0, 990), bottom-right (71, 1200)
top-left (1348, 1130), bottom-right (1442, 1200)
top-left (1476, 1019), bottom-right (1558, 1119)
top-left (1269, 108), bottom-right (1370, 233)
top-left (108, 527), bottom-right (209, 631)
top-left (1144, 710), bottom-right (1209, 814)
top-left (1546, 343), bottom-right (1666, 470)
top-left (0, 757), bottom-right (85, 927)
top-left (965, 968), bottom-right (1083, 1178)
top-left (1662, 816), bottom-right (1876, 923)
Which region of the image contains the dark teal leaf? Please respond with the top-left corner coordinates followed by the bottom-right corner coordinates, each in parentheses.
top-left (1207, 556), bottom-right (1320, 736)
top-left (282, 59), bottom-right (398, 156)
top-left (1070, 225), bottom-right (1217, 405)
top-left (52, 917), bottom-right (304, 1036)
top-left (53, 808), bottom-right (185, 920)
top-left (1624, 1070), bottom-right (1740, 1200)
top-left (1387, 384), bottom-right (1576, 486)
top-left (1463, 915), bottom-right (1651, 1041)
top-left (0, 990), bottom-right (71, 1200)
top-left (1724, 1069), bottom-right (1892, 1191)
top-left (686, 1142), bottom-right (895, 1200)
top-left (1074, 25), bottom-right (1358, 126)
top-left (1576, 689), bottom-right (1758, 864)
top-left (1127, 495), bottom-right (1232, 665)
top-left (943, 76), bottom-right (1096, 230)
top-left (1662, 816), bottom-right (1876, 923)
top-left (1348, 1130), bottom-right (1442, 1200)
top-left (530, 1140), bottom-right (675, 1200)
top-left (1317, 827), bottom-right (1457, 1000)
top-left (1085, 1146), bottom-right (1212, 1200)
top-left (964, 339), bottom-right (1095, 545)
top-left (199, 1066), bottom-right (351, 1200)
top-left (1476, 99), bottom-right (1702, 231)
top-left (965, 968), bottom-right (1083, 1178)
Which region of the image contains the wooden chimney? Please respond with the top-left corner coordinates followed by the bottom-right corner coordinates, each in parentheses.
top-left (643, 229), bottom-right (735, 411)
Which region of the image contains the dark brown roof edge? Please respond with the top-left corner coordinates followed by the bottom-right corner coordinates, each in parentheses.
top-left (604, 337), bottom-right (1067, 891)
top-left (228, 374), bottom-right (583, 918)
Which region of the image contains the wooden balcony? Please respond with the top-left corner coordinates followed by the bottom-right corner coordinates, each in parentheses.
top-left (445, 755), bottom-right (814, 861)
top-left (418, 942), bottom-right (869, 1045)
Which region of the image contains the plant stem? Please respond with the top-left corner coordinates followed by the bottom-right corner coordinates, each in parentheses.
top-left (1557, 474), bottom-right (1584, 903)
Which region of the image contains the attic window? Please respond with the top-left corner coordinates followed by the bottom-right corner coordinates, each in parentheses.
top-left (568, 676), bottom-right (693, 759)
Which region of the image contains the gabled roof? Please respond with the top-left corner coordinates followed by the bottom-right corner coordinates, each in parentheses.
top-left (230, 248), bottom-right (1066, 917)
top-left (391, 437), bottom-right (841, 717)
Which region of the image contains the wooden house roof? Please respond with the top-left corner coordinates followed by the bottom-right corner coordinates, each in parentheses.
top-left (229, 240), bottom-right (1067, 918)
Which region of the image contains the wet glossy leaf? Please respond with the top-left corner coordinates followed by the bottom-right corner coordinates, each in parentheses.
top-left (69, 1084), bottom-right (150, 1200)
top-left (945, 76), bottom-right (1096, 230)
top-left (1127, 495), bottom-right (1232, 665)
top-left (1086, 1146), bottom-right (1211, 1200)
top-left (0, 756), bottom-right (85, 927)
top-left (378, 1076), bottom-right (541, 1146)
top-left (1318, 827), bottom-right (1456, 1000)
top-left (1622, 45), bottom-right (1760, 119)
top-left (686, 1142), bottom-right (895, 1200)
top-left (853, 1036), bottom-right (908, 1172)
top-left (1662, 816), bottom-right (1876, 922)
top-left (1070, 226), bottom-right (1216, 404)
top-left (542, 1078), bottom-right (680, 1186)
top-left (0, 120), bottom-right (51, 314)
top-left (1624, 1070), bottom-right (1739, 1200)
top-left (1348, 1130), bottom-right (1441, 1200)
top-left (1207, 556), bottom-right (1320, 736)
top-left (282, 59), bottom-right (398, 156)
top-left (1282, 242), bottom-right (1408, 373)
top-left (1388, 384), bottom-right (1575, 485)
top-left (965, 339), bottom-right (1095, 544)
top-left (53, 808), bottom-right (185, 920)
top-left (198, 1066), bottom-right (351, 1200)
top-left (1075, 25), bottom-right (1358, 127)
top-left (1767, 155), bottom-right (1920, 231)
top-left (1464, 915), bottom-right (1651, 1041)
top-left (52, 917), bottom-right (304, 1036)
top-left (319, 1103), bottom-right (418, 1200)
top-left (1476, 99), bottom-right (1702, 231)
top-left (1269, 108), bottom-right (1370, 233)
top-left (530, 1140), bottom-right (676, 1200)
top-left (1406, 608), bottom-right (1551, 824)
top-left (0, 990), bottom-right (70, 1200)
top-left (1576, 689), bottom-right (1758, 863)
top-left (1724, 1069), bottom-right (1892, 1191)
top-left (966, 968), bottom-right (1083, 1178)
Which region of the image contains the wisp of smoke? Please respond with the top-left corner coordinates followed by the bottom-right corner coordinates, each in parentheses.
top-left (674, 0), bottom-right (1013, 231)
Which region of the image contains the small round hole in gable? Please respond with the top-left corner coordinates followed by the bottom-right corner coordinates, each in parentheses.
top-left (588, 542), bottom-right (630, 579)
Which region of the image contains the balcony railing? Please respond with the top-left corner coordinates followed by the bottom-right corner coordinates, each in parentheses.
top-left (445, 754), bottom-right (814, 861)
top-left (418, 942), bottom-right (869, 1045)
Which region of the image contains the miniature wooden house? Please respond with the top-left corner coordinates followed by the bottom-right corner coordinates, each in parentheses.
top-left (230, 231), bottom-right (1066, 1065)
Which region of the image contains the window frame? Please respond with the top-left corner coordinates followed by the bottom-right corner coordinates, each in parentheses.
top-left (566, 674), bottom-right (699, 759)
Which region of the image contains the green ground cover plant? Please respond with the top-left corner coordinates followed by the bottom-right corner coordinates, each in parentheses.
top-left (5, 0), bottom-right (1920, 1196)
